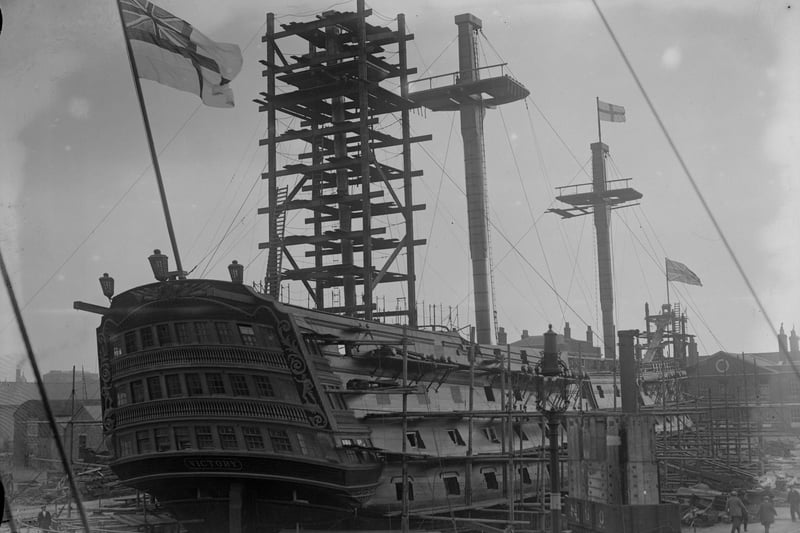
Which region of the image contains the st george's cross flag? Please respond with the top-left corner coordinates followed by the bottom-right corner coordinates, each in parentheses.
top-left (120, 0), bottom-right (243, 107)
top-left (598, 100), bottom-right (626, 123)
top-left (665, 258), bottom-right (702, 286)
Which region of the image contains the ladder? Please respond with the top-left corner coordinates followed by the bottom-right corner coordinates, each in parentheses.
top-left (266, 186), bottom-right (288, 297)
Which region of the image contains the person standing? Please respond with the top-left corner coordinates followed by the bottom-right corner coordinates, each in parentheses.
top-left (788, 486), bottom-right (800, 521)
top-left (727, 491), bottom-right (746, 533)
top-left (36, 504), bottom-right (52, 531)
top-left (757, 496), bottom-right (777, 533)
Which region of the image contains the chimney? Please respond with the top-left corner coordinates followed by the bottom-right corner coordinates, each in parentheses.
top-left (564, 322), bottom-right (571, 340)
top-left (779, 323), bottom-right (788, 355)
top-left (497, 326), bottom-right (507, 345)
top-left (586, 325), bottom-right (593, 347)
top-left (618, 329), bottom-right (640, 414)
top-left (791, 326), bottom-right (799, 357)
top-left (15, 368), bottom-right (21, 383)
top-left (521, 329), bottom-right (529, 340)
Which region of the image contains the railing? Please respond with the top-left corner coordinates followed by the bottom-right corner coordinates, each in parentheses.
top-left (408, 63), bottom-right (510, 92)
top-left (112, 345), bottom-right (288, 376)
top-left (114, 397), bottom-right (308, 426)
top-left (555, 178), bottom-right (635, 197)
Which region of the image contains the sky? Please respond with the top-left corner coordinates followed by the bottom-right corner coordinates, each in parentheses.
top-left (0, 0), bottom-right (797, 379)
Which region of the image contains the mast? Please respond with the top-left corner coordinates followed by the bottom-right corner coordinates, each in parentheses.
top-left (409, 14), bottom-right (528, 344)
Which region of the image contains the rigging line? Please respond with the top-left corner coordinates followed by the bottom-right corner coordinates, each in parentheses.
top-left (498, 106), bottom-right (565, 320)
top-left (592, 0), bottom-right (787, 360)
top-left (0, 245), bottom-right (91, 533)
top-left (615, 208), bottom-right (726, 352)
top-left (411, 35), bottom-right (458, 81)
top-left (419, 138), bottom-right (597, 333)
top-left (196, 167), bottom-right (264, 278)
top-left (622, 209), bottom-right (654, 304)
top-left (4, 102), bottom-right (204, 327)
top-left (522, 100), bottom-right (596, 313)
top-left (186, 113), bottom-right (264, 258)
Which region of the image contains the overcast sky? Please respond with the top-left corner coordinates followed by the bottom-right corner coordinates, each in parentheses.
top-left (0, 0), bottom-right (797, 378)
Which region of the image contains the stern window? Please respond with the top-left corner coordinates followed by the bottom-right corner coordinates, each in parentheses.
top-left (136, 430), bottom-right (152, 454)
top-left (156, 324), bottom-right (171, 345)
top-left (196, 426), bottom-right (214, 449)
top-left (140, 327), bottom-right (154, 349)
top-left (124, 331), bottom-right (138, 353)
top-left (186, 373), bottom-right (203, 396)
top-left (243, 427), bottom-right (265, 450)
top-left (154, 428), bottom-right (170, 452)
top-left (238, 324), bottom-right (258, 346)
top-left (194, 322), bottom-right (211, 343)
top-left (484, 386), bottom-right (495, 402)
top-left (218, 426), bottom-right (238, 450)
top-left (174, 427), bottom-right (192, 450)
top-left (215, 322), bottom-right (235, 344)
top-left (254, 375), bottom-right (274, 397)
top-left (406, 431), bottom-right (426, 449)
top-left (230, 374), bottom-right (250, 396)
top-left (206, 373), bottom-right (226, 395)
top-left (268, 429), bottom-right (292, 452)
top-left (165, 374), bottom-right (182, 397)
top-left (130, 380), bottom-right (145, 403)
top-left (175, 322), bottom-right (191, 343)
top-left (483, 471), bottom-right (499, 490)
top-left (447, 429), bottom-right (466, 446)
top-left (395, 481), bottom-right (415, 501)
top-left (147, 376), bottom-right (163, 400)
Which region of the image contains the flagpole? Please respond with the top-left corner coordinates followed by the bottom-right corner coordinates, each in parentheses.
top-left (115, 0), bottom-right (185, 278)
top-left (596, 96), bottom-right (602, 143)
top-left (665, 258), bottom-right (671, 307)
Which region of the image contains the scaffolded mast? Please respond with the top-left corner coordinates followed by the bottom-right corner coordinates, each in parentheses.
top-left (258, 0), bottom-right (427, 324)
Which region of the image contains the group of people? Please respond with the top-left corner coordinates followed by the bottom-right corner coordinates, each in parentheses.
top-left (725, 487), bottom-right (800, 533)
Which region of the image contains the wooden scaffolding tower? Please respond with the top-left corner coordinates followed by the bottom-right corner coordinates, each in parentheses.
top-left (258, 1), bottom-right (428, 323)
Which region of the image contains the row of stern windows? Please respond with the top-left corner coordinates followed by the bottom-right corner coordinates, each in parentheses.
top-left (110, 321), bottom-right (282, 356)
top-left (117, 372), bottom-right (278, 405)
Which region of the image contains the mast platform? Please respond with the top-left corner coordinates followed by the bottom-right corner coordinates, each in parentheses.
top-left (549, 178), bottom-right (643, 218)
top-left (409, 63), bottom-right (529, 111)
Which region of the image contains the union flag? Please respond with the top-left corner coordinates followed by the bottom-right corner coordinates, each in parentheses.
top-left (120, 0), bottom-right (242, 107)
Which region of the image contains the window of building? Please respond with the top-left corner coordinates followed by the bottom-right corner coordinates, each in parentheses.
top-left (376, 392), bottom-right (391, 405)
top-left (194, 322), bottom-right (211, 343)
top-left (519, 467), bottom-right (532, 484)
top-left (513, 423), bottom-right (529, 441)
top-left (230, 374), bottom-right (250, 396)
top-left (483, 471), bottom-right (499, 490)
top-left (254, 375), bottom-right (274, 397)
top-left (242, 427), bottom-right (265, 450)
top-left (147, 376), bottom-right (163, 400)
top-left (447, 429), bottom-right (465, 446)
top-left (269, 429), bottom-right (293, 452)
top-left (156, 324), bottom-right (172, 346)
top-left (186, 373), bottom-right (203, 396)
top-left (259, 325), bottom-right (281, 348)
top-left (140, 327), bottom-right (154, 349)
top-left (154, 428), bottom-right (170, 452)
top-left (394, 480), bottom-right (415, 501)
top-left (443, 475), bottom-right (461, 496)
top-left (206, 373), bottom-right (226, 395)
top-left (450, 386), bottom-right (463, 403)
top-left (238, 324), bottom-right (258, 346)
top-left (195, 426), bottom-right (214, 449)
top-left (174, 322), bottom-right (191, 344)
top-left (124, 331), bottom-right (138, 353)
top-left (174, 427), bottom-right (192, 450)
top-left (165, 374), bottom-right (182, 397)
top-left (406, 430), bottom-right (426, 449)
top-left (119, 435), bottom-right (134, 457)
top-left (484, 386), bottom-right (496, 402)
top-left (483, 426), bottom-right (499, 443)
top-left (130, 380), bottom-right (145, 403)
top-left (218, 426), bottom-right (238, 450)
top-left (215, 322), bottom-right (235, 344)
top-left (136, 430), bottom-right (153, 454)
